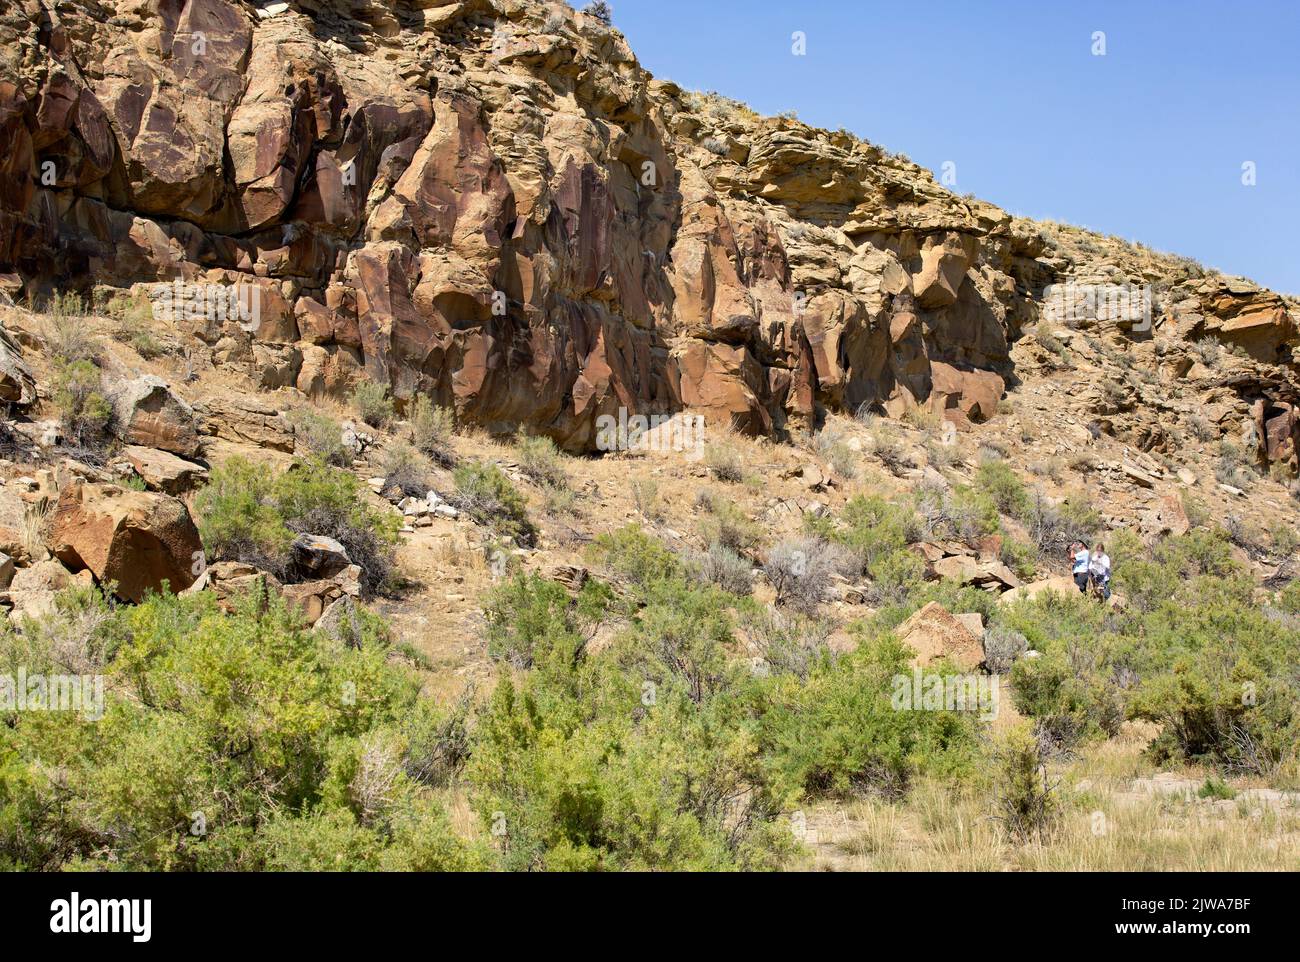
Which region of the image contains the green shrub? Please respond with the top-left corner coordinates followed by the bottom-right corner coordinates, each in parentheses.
top-left (467, 568), bottom-right (987, 869)
top-left (866, 548), bottom-right (928, 606)
top-left (1198, 777), bottom-right (1236, 801)
top-left (515, 433), bottom-right (568, 489)
top-left (351, 381), bottom-right (395, 429)
top-left (758, 631), bottom-right (982, 801)
top-left (975, 460), bottom-right (1030, 516)
top-left (194, 457), bottom-right (294, 575)
top-left (1115, 528), bottom-right (1238, 614)
top-left (540, 482), bottom-right (577, 516)
top-left (0, 589), bottom-right (481, 870)
top-left (945, 484), bottom-right (1001, 540)
top-left (469, 576), bottom-right (795, 871)
top-left (1000, 538), bottom-right (1038, 580)
top-left (1126, 581), bottom-right (1299, 777)
top-left (993, 723), bottom-right (1058, 843)
top-left (995, 529), bottom-right (1300, 777)
top-left (483, 572), bottom-right (608, 669)
top-left (52, 360), bottom-right (112, 449)
top-left (274, 459), bottom-right (402, 593)
top-left (377, 440), bottom-right (431, 499)
top-left (1269, 521), bottom-right (1299, 557)
top-left (818, 494), bottom-right (918, 573)
top-left (408, 395), bottom-right (455, 466)
top-left (1278, 579), bottom-right (1300, 613)
top-left (1002, 590), bottom-right (1122, 749)
top-left (285, 407), bottom-right (351, 467)
top-left (587, 525), bottom-right (680, 592)
top-left (195, 457), bottom-right (400, 594)
top-left (1009, 645), bottom-right (1124, 750)
top-left (451, 461), bottom-right (535, 546)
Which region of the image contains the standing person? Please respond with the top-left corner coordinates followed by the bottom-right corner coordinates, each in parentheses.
top-left (1089, 542), bottom-right (1112, 600)
top-left (1071, 540), bottom-right (1091, 593)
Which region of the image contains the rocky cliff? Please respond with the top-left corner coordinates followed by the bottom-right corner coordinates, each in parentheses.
top-left (3, 0), bottom-right (1298, 464)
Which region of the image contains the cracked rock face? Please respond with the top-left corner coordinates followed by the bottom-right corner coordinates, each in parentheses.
top-left (2, 0), bottom-right (1297, 456)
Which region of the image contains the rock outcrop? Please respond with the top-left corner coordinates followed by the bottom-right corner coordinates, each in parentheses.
top-left (0, 325), bottom-right (35, 405)
top-left (1, 0), bottom-right (1296, 463)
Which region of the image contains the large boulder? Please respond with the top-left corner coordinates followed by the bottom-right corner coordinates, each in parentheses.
top-left (998, 575), bottom-right (1081, 606)
top-left (290, 533), bottom-right (352, 580)
top-left (203, 393), bottom-right (295, 452)
top-left (182, 560), bottom-right (284, 614)
top-left (281, 571), bottom-right (359, 625)
top-left (1139, 492), bottom-right (1191, 539)
top-left (49, 482), bottom-right (203, 602)
top-left (2, 559), bottom-right (82, 622)
top-left (115, 445), bottom-right (209, 494)
top-left (894, 601), bottom-right (984, 671)
top-left (111, 376), bottom-right (201, 457)
top-left (929, 361), bottom-right (1004, 424)
top-left (932, 554), bottom-right (982, 584)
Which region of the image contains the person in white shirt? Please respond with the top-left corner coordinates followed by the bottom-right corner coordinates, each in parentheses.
top-left (1070, 541), bottom-right (1091, 593)
top-left (1088, 543), bottom-right (1111, 600)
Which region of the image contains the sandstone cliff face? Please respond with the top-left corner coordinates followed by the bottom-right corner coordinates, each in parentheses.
top-left (2, 0), bottom-right (1298, 460)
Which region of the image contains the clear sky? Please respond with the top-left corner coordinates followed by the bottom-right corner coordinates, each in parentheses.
top-left (604, 0), bottom-right (1300, 294)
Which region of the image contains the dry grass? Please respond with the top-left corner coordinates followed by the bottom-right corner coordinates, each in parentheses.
top-left (798, 726), bottom-right (1300, 871)
top-left (22, 500), bottom-right (52, 560)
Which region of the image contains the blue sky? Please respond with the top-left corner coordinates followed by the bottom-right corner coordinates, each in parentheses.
top-left (606, 0), bottom-right (1300, 293)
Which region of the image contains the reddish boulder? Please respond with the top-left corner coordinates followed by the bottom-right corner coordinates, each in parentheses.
top-left (111, 376), bottom-right (201, 457)
top-left (929, 361), bottom-right (1004, 423)
top-left (49, 482), bottom-right (203, 602)
top-left (895, 601), bottom-right (985, 671)
top-left (914, 233), bottom-right (977, 309)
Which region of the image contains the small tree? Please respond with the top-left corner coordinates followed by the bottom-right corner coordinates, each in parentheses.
top-left (585, 1), bottom-right (612, 26)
